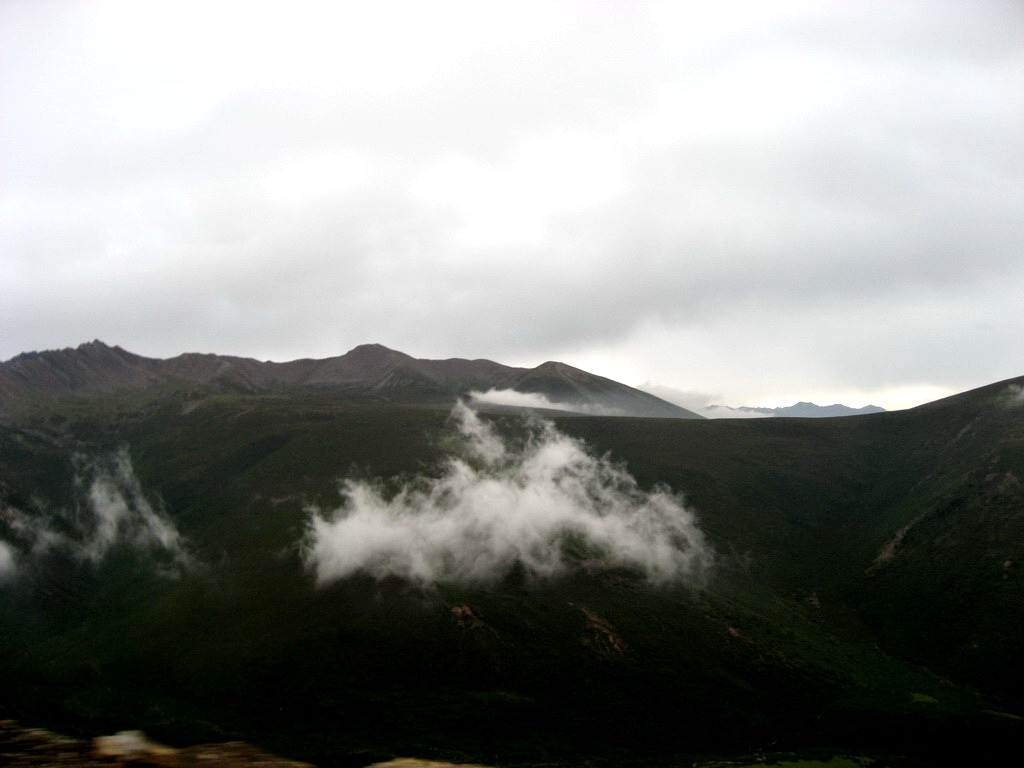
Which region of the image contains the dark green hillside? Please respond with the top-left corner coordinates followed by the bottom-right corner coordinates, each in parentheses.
top-left (1, 377), bottom-right (1023, 765)
top-left (553, 412), bottom-right (891, 590)
top-left (555, 375), bottom-right (1024, 700)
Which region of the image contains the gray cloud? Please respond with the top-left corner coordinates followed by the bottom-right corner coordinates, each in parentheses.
top-left (1, 1), bottom-right (1022, 407)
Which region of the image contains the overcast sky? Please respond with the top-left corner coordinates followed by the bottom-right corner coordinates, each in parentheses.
top-left (2, 0), bottom-right (1022, 410)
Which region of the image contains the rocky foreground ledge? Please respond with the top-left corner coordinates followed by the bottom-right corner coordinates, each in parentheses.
top-left (0, 720), bottom-right (491, 768)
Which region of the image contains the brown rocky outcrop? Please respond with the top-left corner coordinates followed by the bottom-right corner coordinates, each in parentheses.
top-left (0, 721), bottom-right (501, 768)
top-left (0, 720), bottom-right (314, 767)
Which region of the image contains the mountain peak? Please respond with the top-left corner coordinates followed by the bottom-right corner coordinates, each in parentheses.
top-left (533, 360), bottom-right (577, 374)
top-left (78, 339), bottom-right (113, 351)
top-left (338, 343), bottom-right (412, 367)
top-left (74, 340), bottom-right (133, 360)
top-left (346, 342), bottom-right (395, 354)
top-left (711, 402), bottom-right (887, 418)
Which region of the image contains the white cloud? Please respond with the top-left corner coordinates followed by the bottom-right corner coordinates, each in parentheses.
top-left (306, 402), bottom-right (711, 586)
top-left (468, 388), bottom-right (626, 416)
top-left (0, 539), bottom-right (15, 580)
top-left (77, 451), bottom-right (188, 564)
top-left (469, 389), bottom-right (578, 411)
top-left (1004, 384), bottom-right (1024, 408)
top-left (3, 450), bottom-right (192, 573)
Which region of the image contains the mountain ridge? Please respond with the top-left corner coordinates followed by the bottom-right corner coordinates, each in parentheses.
top-left (707, 401), bottom-right (886, 418)
top-left (0, 341), bottom-right (700, 420)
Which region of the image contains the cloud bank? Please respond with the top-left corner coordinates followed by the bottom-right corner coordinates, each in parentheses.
top-left (306, 402), bottom-right (711, 587)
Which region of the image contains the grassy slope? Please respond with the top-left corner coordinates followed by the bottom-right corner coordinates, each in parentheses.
top-left (1, 383), bottom-right (1023, 765)
top-left (556, 378), bottom-right (1024, 702)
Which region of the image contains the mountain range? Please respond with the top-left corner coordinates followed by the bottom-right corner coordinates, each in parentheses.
top-left (0, 341), bottom-right (698, 420)
top-left (706, 401), bottom-right (886, 417)
top-left (1, 342), bottom-right (1023, 767)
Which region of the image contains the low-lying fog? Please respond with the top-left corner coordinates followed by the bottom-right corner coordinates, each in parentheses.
top-left (306, 402), bottom-right (712, 586)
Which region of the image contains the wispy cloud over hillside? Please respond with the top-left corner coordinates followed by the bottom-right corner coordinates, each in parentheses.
top-left (0, 450), bottom-right (192, 577)
top-left (1004, 384), bottom-right (1024, 407)
top-left (0, 540), bottom-right (15, 580)
top-left (306, 402), bottom-right (711, 586)
top-left (469, 388), bottom-right (626, 416)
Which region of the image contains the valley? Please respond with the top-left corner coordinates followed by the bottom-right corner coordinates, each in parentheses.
top-left (1, 344), bottom-right (1023, 766)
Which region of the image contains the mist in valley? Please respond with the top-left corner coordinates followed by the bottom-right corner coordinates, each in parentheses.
top-left (306, 402), bottom-right (712, 586)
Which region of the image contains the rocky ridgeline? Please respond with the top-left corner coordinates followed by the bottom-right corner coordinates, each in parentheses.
top-left (0, 721), bottom-right (492, 768)
top-left (0, 341), bottom-right (698, 420)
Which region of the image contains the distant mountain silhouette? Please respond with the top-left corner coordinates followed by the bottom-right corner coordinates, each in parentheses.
top-left (707, 401), bottom-right (886, 417)
top-left (0, 341), bottom-right (700, 419)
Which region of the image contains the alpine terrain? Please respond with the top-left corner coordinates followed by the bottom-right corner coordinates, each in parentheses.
top-left (1, 342), bottom-right (1022, 767)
